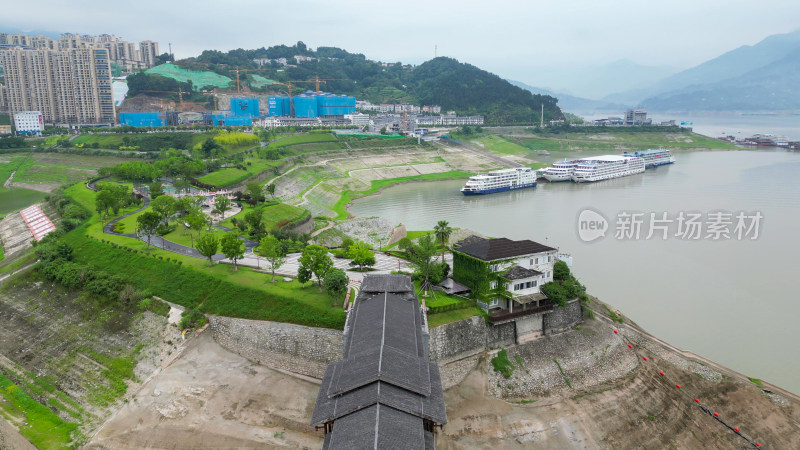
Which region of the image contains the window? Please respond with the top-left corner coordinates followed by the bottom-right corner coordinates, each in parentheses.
top-left (535, 257), bottom-right (539, 264)
top-left (529, 258), bottom-right (533, 266)
top-left (548, 256), bottom-right (552, 262)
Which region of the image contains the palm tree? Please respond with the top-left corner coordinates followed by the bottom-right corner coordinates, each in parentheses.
top-left (433, 220), bottom-right (453, 263)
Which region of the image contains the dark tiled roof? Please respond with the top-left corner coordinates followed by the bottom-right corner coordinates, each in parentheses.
top-left (438, 278), bottom-right (471, 295)
top-left (502, 265), bottom-right (543, 280)
top-left (453, 235), bottom-right (486, 248)
top-left (456, 237), bottom-right (556, 261)
top-left (311, 274), bottom-right (447, 449)
top-left (322, 404), bottom-right (433, 450)
top-left (360, 274), bottom-right (414, 293)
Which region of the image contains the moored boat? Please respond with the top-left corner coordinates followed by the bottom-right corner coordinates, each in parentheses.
top-left (461, 167), bottom-right (537, 195)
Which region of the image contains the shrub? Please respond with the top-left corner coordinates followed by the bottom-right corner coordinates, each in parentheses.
top-left (179, 309), bottom-right (207, 330)
top-left (491, 349), bottom-right (515, 379)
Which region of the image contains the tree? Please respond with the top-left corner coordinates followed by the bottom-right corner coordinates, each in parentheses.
top-left (347, 241), bottom-right (375, 271)
top-left (323, 268), bottom-right (349, 301)
top-left (136, 211), bottom-right (161, 249)
top-left (407, 235), bottom-right (439, 295)
top-left (149, 181), bottom-right (164, 198)
top-left (257, 234), bottom-right (286, 282)
top-left (433, 220), bottom-right (453, 263)
top-left (212, 195), bottom-right (231, 220)
top-left (298, 245), bottom-right (333, 292)
top-left (196, 233), bottom-right (219, 266)
top-left (397, 237), bottom-right (413, 253)
top-left (266, 183), bottom-right (276, 199)
top-left (220, 232), bottom-right (245, 271)
top-left (201, 138), bottom-right (221, 158)
top-left (553, 260), bottom-right (571, 281)
top-left (185, 212), bottom-right (207, 248)
top-left (150, 194), bottom-right (177, 225)
top-left (244, 209), bottom-right (264, 236)
top-left (246, 181), bottom-right (264, 204)
top-left (297, 265), bottom-right (312, 287)
top-left (95, 188), bottom-right (116, 218)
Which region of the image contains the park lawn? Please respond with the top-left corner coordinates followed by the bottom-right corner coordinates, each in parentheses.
top-left (427, 306), bottom-right (483, 328)
top-left (221, 202), bottom-right (308, 231)
top-left (197, 159), bottom-right (281, 187)
top-left (270, 132), bottom-right (337, 149)
top-left (64, 181), bottom-right (347, 328)
top-left (280, 141), bottom-right (345, 155)
top-left (513, 137), bottom-right (567, 152)
top-left (71, 134), bottom-right (127, 148)
top-left (332, 171), bottom-right (473, 220)
top-left (161, 224), bottom-right (225, 249)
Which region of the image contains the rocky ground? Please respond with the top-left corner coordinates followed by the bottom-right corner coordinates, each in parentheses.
top-left (85, 333), bottom-right (322, 449)
top-left (438, 314), bottom-right (800, 449)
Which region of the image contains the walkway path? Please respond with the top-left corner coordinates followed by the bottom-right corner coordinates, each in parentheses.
top-left (102, 197), bottom-right (253, 261)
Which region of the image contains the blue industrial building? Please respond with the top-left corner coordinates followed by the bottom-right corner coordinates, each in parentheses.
top-left (212, 114), bottom-right (252, 126)
top-left (230, 98), bottom-right (259, 117)
top-left (120, 112), bottom-right (165, 127)
top-left (267, 92), bottom-right (355, 117)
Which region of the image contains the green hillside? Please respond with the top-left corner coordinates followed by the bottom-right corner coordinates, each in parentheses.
top-left (134, 43), bottom-right (563, 124)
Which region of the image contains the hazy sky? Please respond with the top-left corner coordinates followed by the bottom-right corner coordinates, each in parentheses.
top-left (3, 0), bottom-right (799, 88)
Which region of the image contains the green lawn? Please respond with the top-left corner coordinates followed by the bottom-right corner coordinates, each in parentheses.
top-left (459, 134), bottom-right (532, 156)
top-left (510, 130), bottom-right (737, 152)
top-left (220, 202), bottom-right (308, 231)
top-left (197, 159), bottom-right (281, 187)
top-left (333, 171), bottom-right (473, 220)
top-left (64, 182), bottom-right (346, 328)
top-left (427, 306), bottom-right (484, 328)
top-left (270, 132), bottom-right (337, 149)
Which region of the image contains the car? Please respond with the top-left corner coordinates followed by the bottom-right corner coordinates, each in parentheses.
top-left (385, 252), bottom-right (391, 256)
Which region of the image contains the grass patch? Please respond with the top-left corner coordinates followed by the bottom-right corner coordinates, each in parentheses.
top-left (748, 377), bottom-right (764, 387)
top-left (459, 134), bottom-right (531, 156)
top-left (270, 132), bottom-right (338, 149)
top-left (333, 171), bottom-right (473, 220)
top-left (491, 349), bottom-right (515, 379)
top-left (197, 159), bottom-right (281, 187)
top-left (0, 370), bottom-right (79, 449)
top-left (64, 182), bottom-right (345, 328)
top-left (554, 358), bottom-right (573, 388)
top-left (220, 202), bottom-right (308, 231)
top-left (426, 305), bottom-right (483, 328)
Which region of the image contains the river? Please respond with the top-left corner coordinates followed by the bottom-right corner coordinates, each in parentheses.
top-left (350, 148), bottom-right (800, 395)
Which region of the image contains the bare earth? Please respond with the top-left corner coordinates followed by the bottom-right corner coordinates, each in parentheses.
top-left (85, 332), bottom-right (323, 449)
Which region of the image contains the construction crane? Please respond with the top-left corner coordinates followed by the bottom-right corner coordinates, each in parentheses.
top-left (309, 75), bottom-right (351, 94)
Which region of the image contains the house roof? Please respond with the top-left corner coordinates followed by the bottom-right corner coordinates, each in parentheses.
top-left (502, 265), bottom-right (543, 280)
top-left (310, 274), bottom-right (446, 448)
top-left (438, 278), bottom-right (471, 295)
top-left (360, 274), bottom-right (414, 293)
top-left (455, 237), bottom-right (556, 261)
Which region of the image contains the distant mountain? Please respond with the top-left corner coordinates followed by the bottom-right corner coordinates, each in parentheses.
top-left (640, 47), bottom-right (800, 111)
top-left (507, 80), bottom-right (629, 113)
top-left (156, 45), bottom-right (562, 124)
top-left (606, 28), bottom-right (800, 110)
top-left (0, 25), bottom-right (62, 40)
top-left (519, 59), bottom-right (678, 100)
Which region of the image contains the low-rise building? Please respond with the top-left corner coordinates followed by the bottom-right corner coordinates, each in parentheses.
top-left (451, 236), bottom-right (576, 342)
top-left (415, 115), bottom-right (484, 126)
top-left (13, 111), bottom-right (44, 135)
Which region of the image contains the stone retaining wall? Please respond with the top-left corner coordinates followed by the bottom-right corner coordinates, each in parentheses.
top-left (428, 316), bottom-right (516, 363)
top-left (543, 300), bottom-right (582, 334)
top-left (208, 316), bottom-right (343, 379)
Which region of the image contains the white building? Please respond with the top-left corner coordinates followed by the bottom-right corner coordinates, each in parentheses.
top-left (344, 113), bottom-right (371, 126)
top-left (14, 111), bottom-right (44, 134)
top-left (453, 236), bottom-right (557, 313)
top-left (415, 115), bottom-right (484, 126)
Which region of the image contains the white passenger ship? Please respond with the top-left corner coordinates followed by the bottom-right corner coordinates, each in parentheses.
top-left (571, 155), bottom-right (645, 183)
top-left (460, 167), bottom-right (537, 195)
top-left (542, 160), bottom-right (579, 181)
top-left (624, 148), bottom-right (675, 168)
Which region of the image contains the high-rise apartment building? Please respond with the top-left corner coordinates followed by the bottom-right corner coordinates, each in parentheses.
top-left (0, 46), bottom-right (115, 125)
top-left (139, 40), bottom-right (160, 68)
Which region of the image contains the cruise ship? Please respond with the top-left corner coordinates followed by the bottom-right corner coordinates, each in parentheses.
top-left (624, 148), bottom-right (675, 168)
top-left (571, 155), bottom-right (645, 183)
top-left (460, 167), bottom-right (537, 195)
top-left (542, 160), bottom-right (579, 181)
